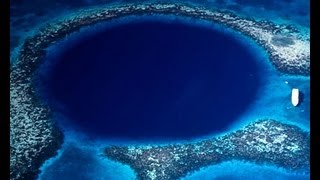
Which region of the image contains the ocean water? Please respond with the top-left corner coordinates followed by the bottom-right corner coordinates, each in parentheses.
top-left (37, 143), bottom-right (136, 180)
top-left (33, 15), bottom-right (309, 179)
top-left (10, 0), bottom-right (310, 180)
top-left (36, 19), bottom-right (262, 141)
top-left (182, 160), bottom-right (309, 180)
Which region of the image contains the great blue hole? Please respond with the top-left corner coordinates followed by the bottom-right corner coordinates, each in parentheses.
top-left (36, 20), bottom-right (262, 140)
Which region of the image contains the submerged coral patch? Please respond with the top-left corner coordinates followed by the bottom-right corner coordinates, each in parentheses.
top-left (271, 35), bottom-right (295, 47)
top-left (104, 120), bottom-right (310, 180)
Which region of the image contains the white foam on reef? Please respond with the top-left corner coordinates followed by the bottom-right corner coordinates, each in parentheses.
top-left (181, 160), bottom-right (309, 180)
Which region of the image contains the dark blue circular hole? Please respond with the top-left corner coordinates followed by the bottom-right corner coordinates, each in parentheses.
top-left (36, 20), bottom-right (262, 140)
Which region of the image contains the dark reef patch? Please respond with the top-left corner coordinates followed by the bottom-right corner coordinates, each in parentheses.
top-left (271, 35), bottom-right (295, 47)
top-left (37, 20), bottom-right (262, 140)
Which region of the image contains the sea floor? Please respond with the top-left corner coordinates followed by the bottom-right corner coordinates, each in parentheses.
top-left (10, 1), bottom-right (310, 180)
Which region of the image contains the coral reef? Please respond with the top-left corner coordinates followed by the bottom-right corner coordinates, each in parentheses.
top-left (12, 3), bottom-right (310, 75)
top-left (104, 120), bottom-right (310, 180)
top-left (10, 2), bottom-right (309, 179)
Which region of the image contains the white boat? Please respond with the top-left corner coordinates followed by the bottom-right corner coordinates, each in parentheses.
top-left (291, 88), bottom-right (299, 106)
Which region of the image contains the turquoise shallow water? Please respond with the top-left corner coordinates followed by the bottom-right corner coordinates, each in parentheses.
top-left (182, 161), bottom-right (309, 180)
top-left (10, 1), bottom-right (309, 179)
top-left (38, 129), bottom-right (309, 180)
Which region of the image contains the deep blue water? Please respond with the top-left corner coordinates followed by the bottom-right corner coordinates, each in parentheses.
top-left (37, 20), bottom-right (261, 140)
